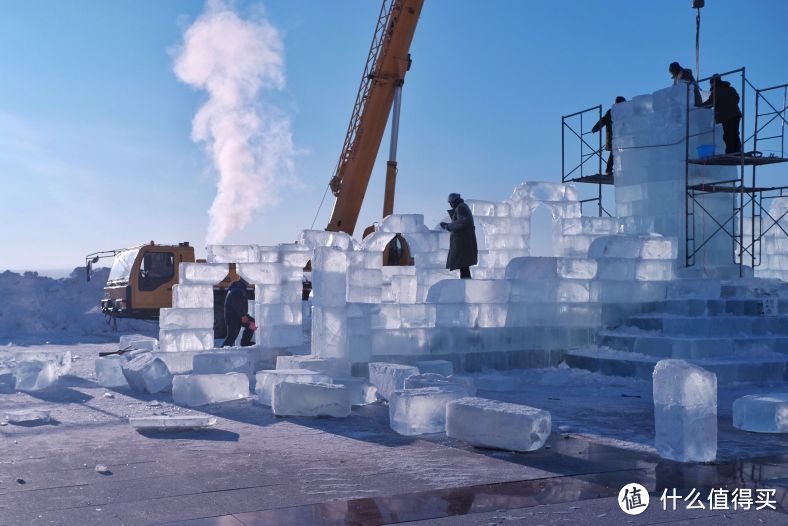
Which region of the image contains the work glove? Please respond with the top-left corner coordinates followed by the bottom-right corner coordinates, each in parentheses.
top-left (439, 222), bottom-right (448, 230)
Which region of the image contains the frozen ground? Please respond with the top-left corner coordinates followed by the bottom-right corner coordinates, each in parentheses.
top-left (0, 343), bottom-right (786, 525)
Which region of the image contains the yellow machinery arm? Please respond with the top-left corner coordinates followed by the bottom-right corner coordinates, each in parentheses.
top-left (326, 0), bottom-right (424, 235)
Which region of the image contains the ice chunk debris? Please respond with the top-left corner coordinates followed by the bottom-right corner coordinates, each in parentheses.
top-left (653, 359), bottom-right (717, 462)
top-left (368, 362), bottom-right (419, 401)
top-left (272, 381), bottom-right (351, 417)
top-left (129, 415), bottom-right (218, 431)
top-left (445, 397), bottom-right (551, 451)
top-left (389, 386), bottom-right (468, 435)
top-left (119, 334), bottom-right (158, 352)
top-left (95, 355), bottom-right (129, 388)
top-left (732, 393), bottom-right (788, 434)
top-left (122, 354), bottom-right (173, 394)
top-left (172, 373), bottom-right (250, 407)
top-left (2, 409), bottom-right (51, 425)
top-left (14, 361), bottom-right (58, 392)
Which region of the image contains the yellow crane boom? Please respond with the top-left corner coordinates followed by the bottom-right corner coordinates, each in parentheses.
top-left (326, 0), bottom-right (424, 235)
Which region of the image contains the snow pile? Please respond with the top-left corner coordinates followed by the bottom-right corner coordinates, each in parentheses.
top-left (0, 267), bottom-right (156, 344)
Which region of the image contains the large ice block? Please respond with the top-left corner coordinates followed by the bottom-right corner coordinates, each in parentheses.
top-left (380, 214), bottom-right (428, 233)
top-left (732, 393), bottom-right (788, 433)
top-left (368, 362), bottom-right (419, 401)
top-left (333, 377), bottom-right (377, 406)
top-left (159, 308), bottom-right (214, 330)
top-left (193, 351), bottom-right (253, 378)
top-left (206, 244), bottom-right (258, 263)
top-left (404, 373), bottom-right (475, 396)
top-left (159, 329), bottom-right (214, 352)
top-left (172, 373), bottom-right (250, 407)
top-left (172, 284), bottom-right (214, 308)
top-left (389, 387), bottom-right (468, 435)
top-left (297, 230), bottom-right (356, 251)
top-left (445, 397), bottom-right (551, 451)
top-left (179, 263), bottom-right (229, 284)
top-left (275, 356), bottom-right (351, 377)
top-left (653, 359), bottom-right (717, 462)
top-left (311, 247), bottom-right (348, 306)
top-left (236, 263), bottom-right (281, 285)
top-left (122, 354), bottom-right (173, 394)
top-left (272, 381), bottom-right (351, 417)
top-left (416, 360), bottom-right (454, 376)
top-left (254, 369), bottom-right (332, 406)
top-left (311, 306), bottom-right (348, 358)
top-left (13, 361), bottom-right (57, 392)
top-left (95, 355), bottom-right (129, 388)
top-left (426, 279), bottom-right (511, 304)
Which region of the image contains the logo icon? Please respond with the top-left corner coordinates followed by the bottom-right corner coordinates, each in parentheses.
top-left (618, 483), bottom-right (650, 515)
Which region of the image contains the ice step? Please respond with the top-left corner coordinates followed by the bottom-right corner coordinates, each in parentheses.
top-left (599, 329), bottom-right (788, 358)
top-left (647, 298), bottom-right (765, 316)
top-left (597, 331), bottom-right (734, 359)
top-left (624, 314), bottom-right (788, 336)
top-left (565, 347), bottom-right (788, 385)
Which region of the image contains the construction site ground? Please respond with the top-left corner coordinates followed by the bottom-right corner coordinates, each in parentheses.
top-left (1, 343), bottom-right (786, 525)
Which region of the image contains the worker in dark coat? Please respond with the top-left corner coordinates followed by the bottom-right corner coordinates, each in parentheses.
top-left (440, 193), bottom-right (478, 279)
top-left (702, 74), bottom-right (742, 154)
top-left (222, 278), bottom-right (256, 347)
top-left (669, 61), bottom-right (702, 107)
top-left (591, 96), bottom-right (627, 175)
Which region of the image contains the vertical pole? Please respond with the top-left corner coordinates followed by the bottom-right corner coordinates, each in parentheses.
top-left (754, 87), bottom-right (760, 268)
top-left (695, 8), bottom-right (701, 79)
top-left (561, 118), bottom-right (565, 182)
top-left (598, 105), bottom-right (603, 216)
top-left (740, 68), bottom-right (746, 276)
top-left (382, 84), bottom-right (403, 218)
top-left (685, 82), bottom-right (692, 267)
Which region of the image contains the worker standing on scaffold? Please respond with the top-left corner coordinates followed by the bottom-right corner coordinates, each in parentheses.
top-left (702, 73), bottom-right (742, 154)
top-left (592, 96), bottom-right (627, 176)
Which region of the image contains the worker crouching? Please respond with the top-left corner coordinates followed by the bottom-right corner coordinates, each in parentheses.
top-left (440, 193), bottom-right (478, 279)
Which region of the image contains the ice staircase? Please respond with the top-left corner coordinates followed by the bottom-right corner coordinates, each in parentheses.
top-left (565, 278), bottom-right (788, 385)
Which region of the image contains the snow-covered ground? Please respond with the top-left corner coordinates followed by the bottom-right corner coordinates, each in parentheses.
top-left (0, 268), bottom-right (157, 346)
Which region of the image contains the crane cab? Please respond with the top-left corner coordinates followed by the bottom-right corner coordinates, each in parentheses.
top-left (101, 242), bottom-right (195, 319)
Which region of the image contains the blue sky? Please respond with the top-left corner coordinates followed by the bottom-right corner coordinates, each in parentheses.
top-left (1, 0), bottom-right (786, 271)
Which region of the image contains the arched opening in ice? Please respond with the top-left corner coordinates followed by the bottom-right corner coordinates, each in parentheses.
top-left (529, 205), bottom-right (554, 257)
top-left (383, 234), bottom-right (414, 266)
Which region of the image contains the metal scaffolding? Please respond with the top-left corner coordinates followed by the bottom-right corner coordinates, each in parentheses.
top-left (684, 67), bottom-right (788, 275)
top-left (561, 105), bottom-right (613, 217)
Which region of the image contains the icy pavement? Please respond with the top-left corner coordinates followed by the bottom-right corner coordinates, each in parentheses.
top-left (0, 343), bottom-right (785, 525)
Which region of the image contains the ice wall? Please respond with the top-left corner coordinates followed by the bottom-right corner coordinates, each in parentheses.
top-left (613, 85), bottom-right (737, 276)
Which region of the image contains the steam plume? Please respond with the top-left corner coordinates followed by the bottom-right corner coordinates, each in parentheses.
top-left (173, 0), bottom-right (295, 244)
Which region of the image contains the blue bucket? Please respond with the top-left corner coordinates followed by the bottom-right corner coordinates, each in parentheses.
top-left (697, 144), bottom-right (715, 158)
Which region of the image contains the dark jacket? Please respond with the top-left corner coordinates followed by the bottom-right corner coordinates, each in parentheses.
top-left (224, 280), bottom-right (249, 322)
top-left (674, 68), bottom-right (703, 107)
top-left (445, 198), bottom-right (478, 271)
top-left (592, 109), bottom-right (613, 151)
top-left (702, 79), bottom-right (741, 123)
